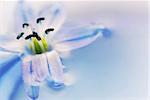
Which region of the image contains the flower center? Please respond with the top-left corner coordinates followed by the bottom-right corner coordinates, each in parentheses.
top-left (16, 17), bottom-right (54, 55)
top-left (28, 37), bottom-right (49, 54)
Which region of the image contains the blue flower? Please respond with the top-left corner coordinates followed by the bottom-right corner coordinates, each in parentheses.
top-left (0, 1), bottom-right (111, 100)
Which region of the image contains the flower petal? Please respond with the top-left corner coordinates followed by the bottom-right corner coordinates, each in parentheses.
top-left (0, 35), bottom-right (24, 54)
top-left (26, 85), bottom-right (39, 100)
top-left (22, 56), bottom-right (37, 86)
top-left (22, 54), bottom-right (49, 86)
top-left (14, 1), bottom-right (35, 33)
top-left (38, 4), bottom-right (66, 35)
top-left (46, 50), bottom-right (64, 84)
top-left (0, 53), bottom-right (21, 78)
top-left (22, 56), bottom-right (33, 85)
top-left (0, 56), bottom-right (21, 100)
top-left (53, 24), bottom-right (109, 52)
top-left (32, 54), bottom-right (49, 83)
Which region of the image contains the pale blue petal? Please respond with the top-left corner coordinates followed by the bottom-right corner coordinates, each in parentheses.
top-left (46, 51), bottom-right (65, 89)
top-left (53, 24), bottom-right (111, 52)
top-left (26, 86), bottom-right (39, 100)
top-left (0, 54), bottom-right (22, 100)
top-left (0, 53), bottom-right (21, 78)
top-left (19, 1), bottom-right (34, 22)
top-left (0, 34), bottom-right (24, 54)
top-left (14, 0), bottom-right (35, 33)
top-left (8, 76), bottom-right (23, 100)
top-left (22, 54), bottom-right (49, 86)
top-left (0, 40), bottom-right (24, 54)
top-left (38, 4), bottom-right (66, 35)
top-left (22, 56), bottom-right (40, 86)
top-left (46, 78), bottom-right (65, 90)
top-left (31, 54), bottom-right (49, 83)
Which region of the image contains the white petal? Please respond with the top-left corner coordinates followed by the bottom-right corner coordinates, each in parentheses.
top-left (38, 4), bottom-right (66, 36)
top-left (14, 1), bottom-right (35, 33)
top-left (32, 53), bottom-right (49, 83)
top-left (0, 35), bottom-right (24, 54)
top-left (46, 50), bottom-right (64, 83)
top-left (22, 54), bottom-right (49, 86)
top-left (22, 56), bottom-right (34, 85)
top-left (53, 24), bottom-right (105, 52)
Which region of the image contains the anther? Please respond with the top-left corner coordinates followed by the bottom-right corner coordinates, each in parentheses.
top-left (22, 23), bottom-right (29, 28)
top-left (25, 34), bottom-right (33, 40)
top-left (25, 31), bottom-right (41, 41)
top-left (45, 28), bottom-right (54, 34)
top-left (37, 17), bottom-right (45, 24)
top-left (16, 32), bottom-right (24, 39)
top-left (33, 31), bottom-right (41, 41)
top-left (32, 31), bottom-right (38, 35)
top-left (36, 36), bottom-right (41, 41)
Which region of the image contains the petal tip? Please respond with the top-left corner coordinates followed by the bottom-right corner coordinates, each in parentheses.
top-left (102, 28), bottom-right (113, 38)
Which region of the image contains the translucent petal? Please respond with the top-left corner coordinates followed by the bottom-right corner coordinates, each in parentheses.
top-left (14, 1), bottom-right (35, 33)
top-left (0, 35), bottom-right (24, 54)
top-left (0, 55), bottom-right (21, 100)
top-left (22, 56), bottom-right (33, 85)
top-left (46, 78), bottom-right (65, 90)
top-left (53, 24), bottom-right (106, 52)
top-left (32, 53), bottom-right (49, 83)
top-left (38, 4), bottom-right (66, 36)
top-left (0, 53), bottom-right (21, 78)
top-left (22, 56), bottom-right (39, 86)
top-left (22, 54), bottom-right (49, 86)
top-left (46, 50), bottom-right (64, 84)
top-left (26, 85), bottom-right (39, 100)
top-left (9, 76), bottom-right (22, 100)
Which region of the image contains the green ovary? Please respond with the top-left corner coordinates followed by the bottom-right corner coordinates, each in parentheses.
top-left (41, 38), bottom-right (48, 51)
top-left (29, 37), bottom-right (49, 54)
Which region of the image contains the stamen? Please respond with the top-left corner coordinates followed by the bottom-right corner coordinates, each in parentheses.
top-left (45, 28), bottom-right (54, 34)
top-left (23, 23), bottom-right (29, 28)
top-left (37, 17), bottom-right (45, 24)
top-left (33, 31), bottom-right (41, 41)
top-left (25, 32), bottom-right (41, 41)
top-left (25, 34), bottom-right (33, 40)
top-left (36, 36), bottom-right (41, 41)
top-left (32, 31), bottom-right (38, 35)
top-left (18, 18), bottom-right (50, 54)
top-left (16, 32), bottom-right (24, 39)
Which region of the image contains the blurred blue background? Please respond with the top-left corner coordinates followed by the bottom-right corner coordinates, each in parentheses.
top-left (0, 1), bottom-right (148, 100)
